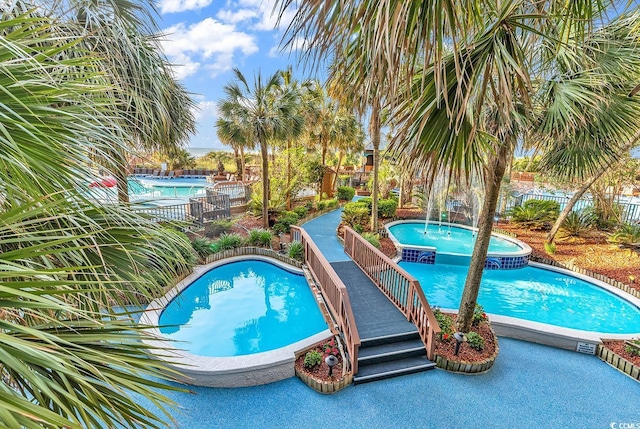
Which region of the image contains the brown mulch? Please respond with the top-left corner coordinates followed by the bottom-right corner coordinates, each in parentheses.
top-left (497, 222), bottom-right (640, 292)
top-left (602, 340), bottom-right (640, 367)
top-left (295, 351), bottom-right (344, 382)
top-left (434, 314), bottom-right (498, 363)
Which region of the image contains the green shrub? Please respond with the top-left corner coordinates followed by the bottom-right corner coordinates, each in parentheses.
top-left (316, 200), bottom-right (327, 211)
top-left (608, 223), bottom-right (640, 246)
top-left (336, 186), bottom-right (356, 201)
top-left (625, 340), bottom-right (640, 356)
top-left (472, 304), bottom-right (488, 326)
top-left (466, 331), bottom-right (485, 351)
top-left (508, 199), bottom-right (559, 230)
top-left (326, 198), bottom-right (339, 209)
top-left (205, 219), bottom-right (234, 238)
top-left (561, 209), bottom-right (596, 237)
top-left (273, 211), bottom-right (299, 235)
top-left (378, 199), bottom-right (398, 218)
top-left (342, 202), bottom-right (369, 229)
top-left (303, 350), bottom-right (323, 368)
top-left (433, 308), bottom-right (455, 341)
top-left (248, 229), bottom-right (273, 247)
top-left (305, 201), bottom-right (314, 211)
top-left (215, 233), bottom-right (244, 251)
top-left (191, 238), bottom-right (215, 258)
top-left (293, 206), bottom-right (308, 219)
top-left (354, 224), bottom-right (364, 234)
top-left (287, 241), bottom-right (304, 261)
top-left (544, 241), bottom-right (556, 255)
top-left (361, 232), bottom-right (381, 249)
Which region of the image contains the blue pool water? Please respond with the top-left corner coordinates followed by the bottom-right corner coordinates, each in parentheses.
top-left (129, 178), bottom-right (208, 198)
top-left (400, 261), bottom-right (640, 333)
top-left (159, 260), bottom-right (327, 357)
top-left (388, 222), bottom-right (522, 254)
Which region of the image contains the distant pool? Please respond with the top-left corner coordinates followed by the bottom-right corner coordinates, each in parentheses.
top-left (129, 178), bottom-right (208, 198)
top-left (400, 261), bottom-right (640, 334)
top-left (159, 260), bottom-right (327, 357)
top-left (387, 221), bottom-right (524, 255)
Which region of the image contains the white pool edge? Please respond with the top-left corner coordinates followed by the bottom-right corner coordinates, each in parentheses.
top-left (140, 255), bottom-right (332, 387)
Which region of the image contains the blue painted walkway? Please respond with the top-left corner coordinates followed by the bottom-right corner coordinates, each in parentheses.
top-left (141, 207), bottom-right (640, 428)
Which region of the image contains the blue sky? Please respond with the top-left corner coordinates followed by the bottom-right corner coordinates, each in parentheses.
top-left (156, 0), bottom-right (310, 150)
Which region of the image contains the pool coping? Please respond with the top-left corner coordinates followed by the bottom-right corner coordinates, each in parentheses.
top-left (140, 255), bottom-right (333, 387)
top-left (435, 261), bottom-right (640, 353)
top-left (384, 220), bottom-right (532, 258)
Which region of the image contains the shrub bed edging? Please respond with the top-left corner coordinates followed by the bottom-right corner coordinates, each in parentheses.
top-left (596, 344), bottom-right (640, 382)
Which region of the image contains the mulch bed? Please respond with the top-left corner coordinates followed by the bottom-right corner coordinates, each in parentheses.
top-left (295, 352), bottom-right (344, 382)
top-left (498, 222), bottom-right (640, 292)
top-left (434, 314), bottom-right (498, 363)
top-left (602, 340), bottom-right (640, 367)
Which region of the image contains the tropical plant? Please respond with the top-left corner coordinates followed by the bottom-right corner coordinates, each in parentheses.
top-left (341, 203), bottom-right (370, 229)
top-left (273, 211), bottom-right (300, 235)
top-left (191, 237), bottom-right (215, 259)
top-left (215, 233), bottom-right (245, 251)
top-left (248, 229), bottom-right (274, 247)
top-left (608, 224), bottom-right (640, 247)
top-left (279, 0), bottom-right (640, 334)
top-left (433, 309), bottom-right (455, 341)
top-left (472, 304), bottom-right (488, 327)
top-left (0, 8), bottom-right (194, 427)
top-left (560, 210), bottom-right (596, 237)
top-left (293, 205), bottom-right (309, 218)
top-left (303, 350), bottom-right (323, 368)
top-left (361, 232), bottom-right (381, 249)
top-left (466, 332), bottom-right (485, 352)
top-left (217, 69), bottom-right (303, 228)
top-left (508, 200), bottom-right (560, 230)
top-left (287, 241), bottom-right (304, 261)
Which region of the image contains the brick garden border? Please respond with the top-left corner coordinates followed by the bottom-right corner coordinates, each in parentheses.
top-left (596, 344), bottom-right (640, 382)
top-left (435, 324), bottom-right (500, 374)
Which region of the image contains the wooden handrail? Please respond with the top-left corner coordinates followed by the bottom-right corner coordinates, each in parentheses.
top-left (343, 226), bottom-right (441, 360)
top-left (290, 226), bottom-right (361, 374)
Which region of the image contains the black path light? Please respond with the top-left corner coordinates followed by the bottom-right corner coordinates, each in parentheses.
top-left (454, 332), bottom-right (467, 356)
top-left (325, 354), bottom-right (338, 377)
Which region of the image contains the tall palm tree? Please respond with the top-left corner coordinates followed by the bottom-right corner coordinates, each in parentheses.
top-left (280, 1), bottom-right (640, 332)
top-left (217, 68), bottom-right (302, 228)
top-left (0, 9), bottom-right (194, 428)
top-left (49, 0), bottom-right (197, 203)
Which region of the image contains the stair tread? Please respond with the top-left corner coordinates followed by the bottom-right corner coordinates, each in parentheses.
top-left (360, 330), bottom-right (420, 347)
top-left (358, 339), bottom-right (426, 359)
top-left (354, 356), bottom-right (435, 381)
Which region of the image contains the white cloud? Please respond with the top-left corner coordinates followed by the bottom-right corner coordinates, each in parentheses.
top-left (216, 0), bottom-right (297, 32)
top-left (159, 0), bottom-right (213, 14)
top-left (192, 100), bottom-right (218, 122)
top-left (269, 37), bottom-right (307, 58)
top-left (161, 18), bottom-right (258, 79)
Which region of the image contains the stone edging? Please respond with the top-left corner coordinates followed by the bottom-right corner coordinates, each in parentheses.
top-left (529, 255), bottom-right (640, 300)
top-left (596, 344), bottom-right (640, 382)
top-left (203, 246), bottom-right (302, 268)
top-left (435, 325), bottom-right (500, 374)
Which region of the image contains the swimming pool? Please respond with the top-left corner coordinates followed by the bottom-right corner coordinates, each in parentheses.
top-left (158, 259), bottom-right (327, 357)
top-left (129, 178), bottom-right (208, 198)
top-left (387, 221), bottom-right (522, 254)
top-left (400, 261), bottom-right (640, 334)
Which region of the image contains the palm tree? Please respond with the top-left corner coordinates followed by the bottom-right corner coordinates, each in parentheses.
top-left (279, 1), bottom-right (640, 332)
top-left (0, 9), bottom-right (194, 428)
top-left (48, 0), bottom-right (196, 203)
top-left (217, 68), bottom-right (302, 228)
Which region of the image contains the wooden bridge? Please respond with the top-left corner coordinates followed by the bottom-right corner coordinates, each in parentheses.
top-left (291, 226), bottom-right (440, 384)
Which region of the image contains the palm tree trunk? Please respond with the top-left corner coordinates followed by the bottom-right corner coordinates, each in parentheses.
top-left (286, 140), bottom-right (292, 210)
top-left (260, 140), bottom-right (269, 229)
top-left (332, 151), bottom-right (345, 191)
top-left (240, 146), bottom-right (246, 181)
top-left (370, 104), bottom-right (380, 232)
top-left (456, 143), bottom-right (510, 332)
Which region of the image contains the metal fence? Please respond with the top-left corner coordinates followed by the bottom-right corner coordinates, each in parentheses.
top-left (134, 190), bottom-right (231, 228)
top-left (504, 192), bottom-right (640, 224)
top-left (210, 182), bottom-right (251, 207)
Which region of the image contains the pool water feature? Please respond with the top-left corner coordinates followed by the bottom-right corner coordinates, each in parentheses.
top-left (158, 259), bottom-right (327, 357)
top-left (386, 220), bottom-right (531, 268)
top-left (400, 261), bottom-right (640, 335)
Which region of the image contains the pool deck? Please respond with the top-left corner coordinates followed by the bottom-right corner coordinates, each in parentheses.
top-left (138, 206), bottom-right (640, 428)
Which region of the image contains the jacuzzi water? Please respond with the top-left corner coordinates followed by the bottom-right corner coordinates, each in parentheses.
top-left (158, 260), bottom-right (327, 357)
top-left (400, 261), bottom-right (640, 334)
top-left (388, 222), bottom-right (522, 254)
